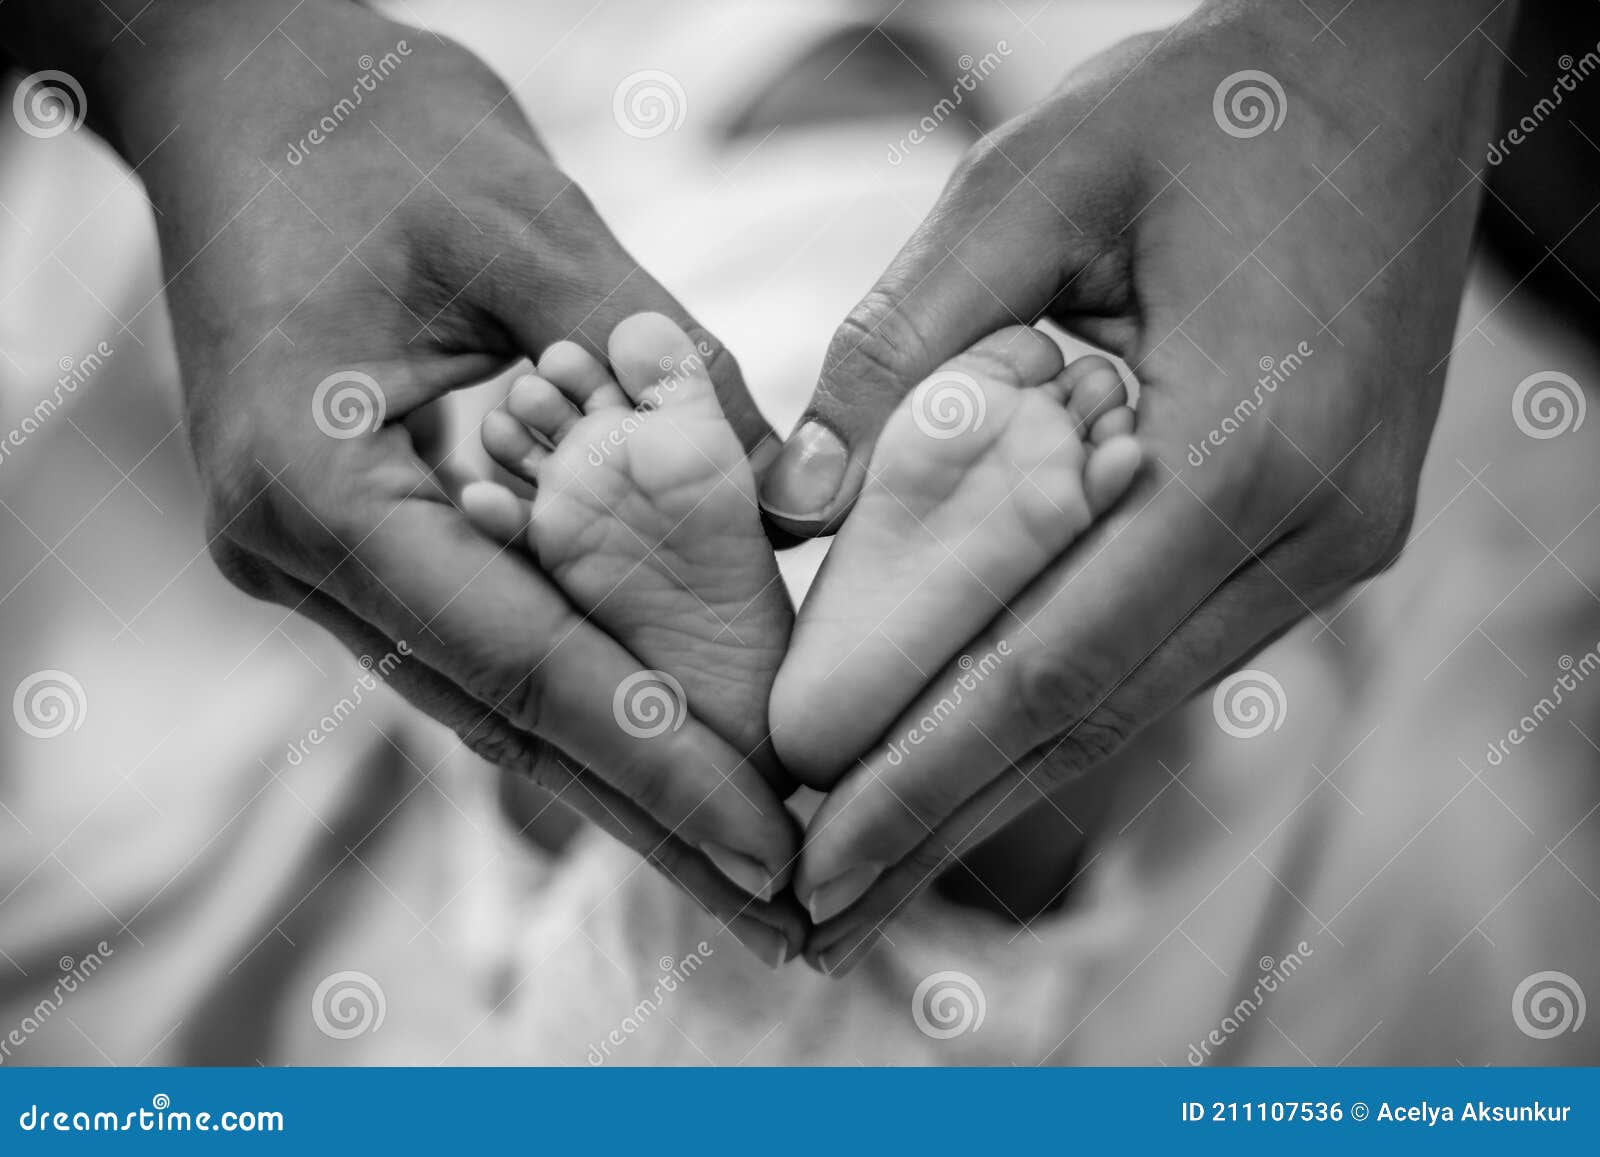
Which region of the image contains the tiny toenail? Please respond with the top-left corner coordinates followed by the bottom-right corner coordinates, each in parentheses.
top-left (701, 842), bottom-right (777, 902)
top-left (759, 421), bottom-right (848, 519)
top-left (804, 862), bottom-right (882, 925)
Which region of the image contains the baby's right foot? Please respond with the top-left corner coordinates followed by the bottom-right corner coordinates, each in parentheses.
top-left (461, 314), bottom-right (795, 900)
top-left (769, 330), bottom-right (1140, 787)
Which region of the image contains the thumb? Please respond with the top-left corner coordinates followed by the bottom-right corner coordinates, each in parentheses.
top-left (759, 125), bottom-right (1133, 536)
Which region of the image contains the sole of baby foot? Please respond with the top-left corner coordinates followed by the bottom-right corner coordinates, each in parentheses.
top-left (469, 313), bottom-right (796, 806)
top-left (770, 335), bottom-right (1139, 788)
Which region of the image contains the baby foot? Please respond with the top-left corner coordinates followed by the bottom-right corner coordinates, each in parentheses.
top-left (461, 314), bottom-right (794, 889)
top-left (769, 329), bottom-right (1141, 787)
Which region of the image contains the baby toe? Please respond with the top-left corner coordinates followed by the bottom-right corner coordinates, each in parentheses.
top-left (537, 341), bottom-right (627, 413)
top-left (608, 311), bottom-right (719, 411)
top-left (507, 373), bottom-right (583, 445)
top-left (1084, 434), bottom-right (1142, 515)
top-left (461, 479), bottom-right (533, 548)
top-left (1062, 355), bottom-right (1129, 436)
top-left (1089, 405), bottom-right (1136, 445)
top-left (952, 326), bottom-right (1065, 391)
top-left (482, 406), bottom-right (549, 483)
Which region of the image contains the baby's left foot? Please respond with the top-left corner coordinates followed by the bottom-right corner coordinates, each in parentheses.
top-left (770, 329), bottom-right (1141, 787)
top-left (461, 314), bottom-right (794, 873)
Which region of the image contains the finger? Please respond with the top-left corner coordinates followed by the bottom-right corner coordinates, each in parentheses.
top-left (469, 185), bottom-right (781, 473)
top-left (229, 431), bottom-right (802, 900)
top-left (759, 117), bottom-right (1137, 535)
top-left (216, 541), bottom-right (804, 954)
top-left (803, 537), bottom-right (1327, 971)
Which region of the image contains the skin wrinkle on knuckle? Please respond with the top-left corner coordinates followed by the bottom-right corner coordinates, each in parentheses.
top-left (822, 299), bottom-right (929, 408)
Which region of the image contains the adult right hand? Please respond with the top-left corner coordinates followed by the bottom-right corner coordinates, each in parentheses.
top-left (3, 0), bottom-right (802, 961)
top-left (764, 0), bottom-right (1514, 971)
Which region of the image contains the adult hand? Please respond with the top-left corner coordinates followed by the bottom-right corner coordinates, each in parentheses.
top-left (4, 0), bottom-right (801, 960)
top-left (767, 0), bottom-right (1512, 971)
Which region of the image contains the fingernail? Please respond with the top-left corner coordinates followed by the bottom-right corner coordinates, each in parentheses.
top-left (818, 932), bottom-right (877, 977)
top-left (730, 919), bottom-right (790, 970)
top-left (758, 421), bottom-right (848, 519)
top-left (701, 843), bottom-right (776, 902)
top-left (804, 863), bottom-right (881, 925)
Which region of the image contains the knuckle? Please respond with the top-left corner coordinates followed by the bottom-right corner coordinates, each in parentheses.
top-left (824, 296), bottom-right (930, 399)
top-left (1010, 646), bottom-right (1133, 764)
top-left (1012, 645), bottom-right (1094, 743)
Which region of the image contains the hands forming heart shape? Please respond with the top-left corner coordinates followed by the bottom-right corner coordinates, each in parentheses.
top-left (460, 312), bottom-right (1143, 970)
top-left (80, 0), bottom-right (1504, 973)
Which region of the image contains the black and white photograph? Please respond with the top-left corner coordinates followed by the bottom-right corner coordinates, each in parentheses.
top-left (0, 0), bottom-right (1597, 1078)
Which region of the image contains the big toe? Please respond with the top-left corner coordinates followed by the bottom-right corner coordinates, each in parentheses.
top-left (608, 312), bottom-right (719, 411)
top-left (946, 326), bottom-right (1065, 391)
